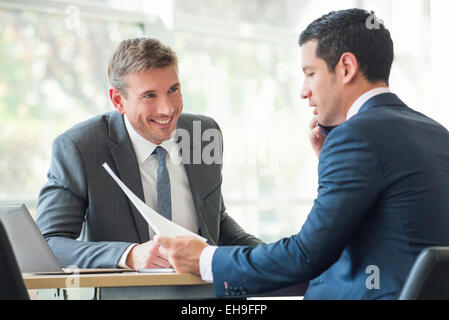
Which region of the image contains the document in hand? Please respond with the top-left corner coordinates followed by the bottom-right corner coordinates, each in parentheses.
top-left (103, 163), bottom-right (207, 242)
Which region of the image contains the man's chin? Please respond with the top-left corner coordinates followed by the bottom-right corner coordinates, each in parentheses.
top-left (317, 115), bottom-right (339, 127)
top-left (143, 132), bottom-right (170, 145)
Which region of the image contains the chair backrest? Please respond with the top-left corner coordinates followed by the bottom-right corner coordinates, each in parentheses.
top-left (0, 221), bottom-right (29, 300)
top-left (399, 247), bottom-right (449, 300)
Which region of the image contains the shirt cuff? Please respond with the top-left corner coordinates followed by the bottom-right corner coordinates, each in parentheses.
top-left (199, 245), bottom-right (218, 283)
top-left (117, 244), bottom-right (138, 269)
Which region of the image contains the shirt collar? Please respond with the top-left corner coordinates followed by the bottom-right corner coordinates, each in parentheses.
top-left (346, 87), bottom-right (391, 120)
top-left (124, 115), bottom-right (180, 165)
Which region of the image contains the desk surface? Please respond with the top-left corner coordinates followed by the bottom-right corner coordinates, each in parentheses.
top-left (23, 272), bottom-right (207, 289)
top-left (23, 273), bottom-right (305, 300)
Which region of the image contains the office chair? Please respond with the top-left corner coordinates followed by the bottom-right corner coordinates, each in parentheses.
top-left (399, 247), bottom-right (449, 300)
top-left (0, 221), bottom-right (29, 300)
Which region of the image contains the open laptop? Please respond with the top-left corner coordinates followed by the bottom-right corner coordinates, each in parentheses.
top-left (0, 203), bottom-right (134, 275)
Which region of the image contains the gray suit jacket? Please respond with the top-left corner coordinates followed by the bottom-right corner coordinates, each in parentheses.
top-left (36, 111), bottom-right (263, 268)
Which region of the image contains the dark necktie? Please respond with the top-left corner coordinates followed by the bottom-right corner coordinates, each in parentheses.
top-left (153, 146), bottom-right (172, 220)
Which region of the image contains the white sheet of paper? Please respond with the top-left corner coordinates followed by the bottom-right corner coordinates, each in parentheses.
top-left (103, 162), bottom-right (207, 242)
top-left (137, 268), bottom-right (175, 273)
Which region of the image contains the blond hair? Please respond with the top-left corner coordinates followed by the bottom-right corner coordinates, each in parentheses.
top-left (107, 37), bottom-right (178, 97)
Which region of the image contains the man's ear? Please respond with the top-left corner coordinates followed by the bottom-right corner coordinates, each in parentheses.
top-left (109, 87), bottom-right (126, 114)
top-left (337, 52), bottom-right (359, 85)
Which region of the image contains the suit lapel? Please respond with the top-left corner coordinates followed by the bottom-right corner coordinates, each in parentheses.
top-left (108, 111), bottom-right (149, 243)
top-left (176, 115), bottom-right (214, 240)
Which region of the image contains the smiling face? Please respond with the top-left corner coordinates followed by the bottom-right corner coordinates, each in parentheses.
top-left (111, 66), bottom-right (183, 144)
top-left (300, 40), bottom-right (346, 126)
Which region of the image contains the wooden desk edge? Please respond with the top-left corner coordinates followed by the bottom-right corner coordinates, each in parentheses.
top-left (23, 272), bottom-right (208, 289)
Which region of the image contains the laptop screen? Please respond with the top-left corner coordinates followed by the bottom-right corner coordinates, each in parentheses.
top-left (0, 204), bottom-right (62, 273)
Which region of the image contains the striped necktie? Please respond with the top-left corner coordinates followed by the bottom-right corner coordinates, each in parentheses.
top-left (153, 146), bottom-right (172, 220)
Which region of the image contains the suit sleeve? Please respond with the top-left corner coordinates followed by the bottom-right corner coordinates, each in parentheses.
top-left (211, 124), bottom-right (382, 296)
top-left (35, 134), bottom-right (132, 268)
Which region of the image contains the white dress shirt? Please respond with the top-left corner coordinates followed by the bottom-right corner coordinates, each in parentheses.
top-left (346, 87), bottom-right (390, 120)
top-left (118, 115), bottom-right (199, 268)
top-left (198, 86), bottom-right (392, 283)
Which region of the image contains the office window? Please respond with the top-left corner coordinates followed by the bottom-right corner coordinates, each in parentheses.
top-left (1, 0), bottom-right (447, 242)
top-left (0, 1), bottom-right (161, 213)
top-left (173, 0), bottom-right (318, 241)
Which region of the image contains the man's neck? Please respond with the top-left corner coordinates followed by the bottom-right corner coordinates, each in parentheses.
top-left (343, 80), bottom-right (389, 117)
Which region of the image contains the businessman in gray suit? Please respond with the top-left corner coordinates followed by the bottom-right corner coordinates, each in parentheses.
top-left (36, 37), bottom-right (263, 269)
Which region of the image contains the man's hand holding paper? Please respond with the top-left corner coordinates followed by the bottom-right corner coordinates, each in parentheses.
top-left (156, 235), bottom-right (208, 275)
top-left (125, 240), bottom-right (171, 270)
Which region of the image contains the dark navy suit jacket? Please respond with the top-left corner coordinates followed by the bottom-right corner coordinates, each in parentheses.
top-left (211, 93), bottom-right (449, 299)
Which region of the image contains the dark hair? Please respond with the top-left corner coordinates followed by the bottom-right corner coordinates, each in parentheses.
top-left (299, 9), bottom-right (394, 85)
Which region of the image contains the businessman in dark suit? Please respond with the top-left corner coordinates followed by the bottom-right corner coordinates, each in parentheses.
top-left (157, 9), bottom-right (449, 299)
top-left (36, 38), bottom-right (263, 269)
